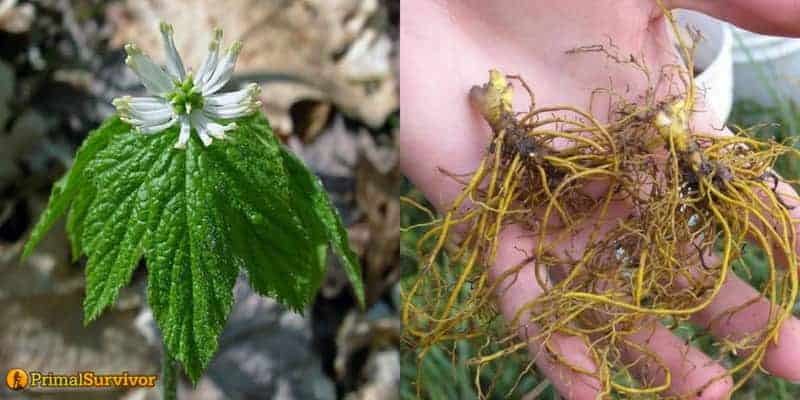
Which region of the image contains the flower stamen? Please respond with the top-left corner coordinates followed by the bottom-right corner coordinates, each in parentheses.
top-left (113, 23), bottom-right (260, 149)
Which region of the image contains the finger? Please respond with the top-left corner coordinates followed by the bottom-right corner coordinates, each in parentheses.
top-left (688, 253), bottom-right (800, 382)
top-left (666, 0), bottom-right (800, 37)
top-left (491, 224), bottom-right (602, 400)
top-left (516, 208), bottom-right (734, 399)
top-left (691, 105), bottom-right (800, 265)
top-left (525, 207), bottom-right (735, 398)
top-left (622, 321), bottom-right (733, 399)
top-left (673, 66), bottom-right (800, 382)
top-left (715, 162), bottom-right (800, 382)
top-left (534, 208), bottom-right (735, 399)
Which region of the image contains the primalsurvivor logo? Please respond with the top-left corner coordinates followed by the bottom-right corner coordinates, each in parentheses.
top-left (5, 368), bottom-right (157, 390)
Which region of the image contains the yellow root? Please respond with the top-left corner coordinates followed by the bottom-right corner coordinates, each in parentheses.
top-left (402, 3), bottom-right (800, 398)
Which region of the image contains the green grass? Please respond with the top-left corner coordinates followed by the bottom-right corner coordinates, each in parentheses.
top-left (400, 99), bottom-right (800, 399)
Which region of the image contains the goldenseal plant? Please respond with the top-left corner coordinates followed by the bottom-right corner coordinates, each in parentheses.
top-left (22, 22), bottom-right (365, 395)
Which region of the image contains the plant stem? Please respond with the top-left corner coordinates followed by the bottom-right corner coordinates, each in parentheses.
top-left (162, 350), bottom-right (177, 400)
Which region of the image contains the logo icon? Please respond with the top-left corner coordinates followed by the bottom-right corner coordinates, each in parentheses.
top-left (5, 369), bottom-right (28, 390)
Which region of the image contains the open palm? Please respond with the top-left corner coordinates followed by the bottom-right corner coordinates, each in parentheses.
top-left (400, 1), bottom-right (800, 399)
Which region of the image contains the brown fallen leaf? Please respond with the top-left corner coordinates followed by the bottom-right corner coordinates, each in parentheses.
top-left (352, 141), bottom-right (400, 305)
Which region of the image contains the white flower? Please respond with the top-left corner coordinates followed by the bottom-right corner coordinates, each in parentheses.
top-left (113, 23), bottom-right (261, 149)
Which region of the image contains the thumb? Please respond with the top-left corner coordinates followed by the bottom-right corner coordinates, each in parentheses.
top-left (668, 0), bottom-right (800, 37)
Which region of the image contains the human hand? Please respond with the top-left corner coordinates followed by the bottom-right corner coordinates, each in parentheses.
top-left (400, 1), bottom-right (800, 399)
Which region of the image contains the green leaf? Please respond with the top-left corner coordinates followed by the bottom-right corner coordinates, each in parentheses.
top-left (202, 117), bottom-right (326, 311)
top-left (278, 146), bottom-right (366, 308)
top-left (80, 130), bottom-right (175, 322)
top-left (145, 137), bottom-right (239, 381)
top-left (22, 117), bottom-right (125, 260)
top-left (66, 183), bottom-right (96, 260)
top-left (22, 113), bottom-right (364, 383)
